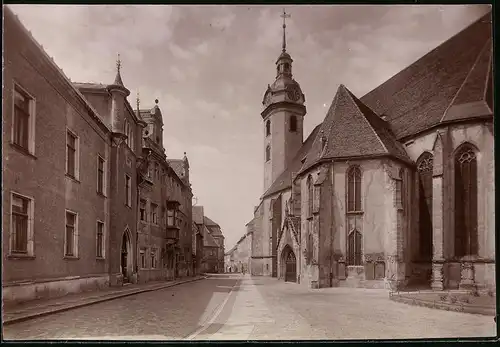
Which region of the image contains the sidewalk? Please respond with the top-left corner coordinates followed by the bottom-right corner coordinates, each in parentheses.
top-left (3, 275), bottom-right (207, 326)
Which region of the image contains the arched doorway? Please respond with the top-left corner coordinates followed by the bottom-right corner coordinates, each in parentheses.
top-left (121, 230), bottom-right (132, 283)
top-left (282, 246), bottom-right (297, 283)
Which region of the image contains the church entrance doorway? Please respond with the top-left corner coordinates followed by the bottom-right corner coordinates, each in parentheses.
top-left (283, 246), bottom-right (297, 283)
top-left (121, 231), bottom-right (132, 283)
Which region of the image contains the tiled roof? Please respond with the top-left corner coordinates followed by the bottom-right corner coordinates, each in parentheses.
top-left (192, 206), bottom-right (204, 225)
top-left (203, 226), bottom-right (219, 248)
top-left (262, 123), bottom-right (322, 199)
top-left (167, 159), bottom-right (184, 179)
top-left (360, 12), bottom-right (492, 140)
top-left (208, 225), bottom-right (223, 237)
top-left (299, 84), bottom-right (410, 174)
top-left (204, 216), bottom-right (219, 227)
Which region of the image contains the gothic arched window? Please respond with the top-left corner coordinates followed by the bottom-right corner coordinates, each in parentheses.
top-left (307, 175), bottom-right (313, 217)
top-left (417, 152), bottom-right (433, 259)
top-left (454, 143), bottom-right (478, 257)
top-left (266, 120), bottom-right (271, 137)
top-left (265, 145), bottom-right (271, 162)
top-left (290, 116), bottom-right (297, 132)
top-left (348, 229), bottom-right (362, 266)
top-left (347, 166), bottom-right (362, 212)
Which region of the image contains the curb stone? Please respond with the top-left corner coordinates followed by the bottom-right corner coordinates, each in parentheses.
top-left (389, 294), bottom-right (495, 316)
top-left (3, 276), bottom-right (208, 326)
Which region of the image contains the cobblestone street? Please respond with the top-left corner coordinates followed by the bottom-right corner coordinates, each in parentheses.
top-left (3, 274), bottom-right (496, 340)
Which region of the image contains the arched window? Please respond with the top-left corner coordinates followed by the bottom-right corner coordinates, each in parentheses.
top-left (347, 166), bottom-right (362, 212)
top-left (289, 116), bottom-right (297, 132)
top-left (265, 145), bottom-right (271, 162)
top-left (348, 229), bottom-right (362, 266)
top-left (454, 143), bottom-right (478, 257)
top-left (417, 152), bottom-right (433, 259)
top-left (266, 120), bottom-right (271, 137)
top-left (307, 175), bottom-right (313, 217)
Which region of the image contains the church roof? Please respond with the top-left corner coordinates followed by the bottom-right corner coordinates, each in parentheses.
top-left (262, 123), bottom-right (322, 199)
top-left (360, 12), bottom-right (492, 140)
top-left (299, 84), bottom-right (410, 174)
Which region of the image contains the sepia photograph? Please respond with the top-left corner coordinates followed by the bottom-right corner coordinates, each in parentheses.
top-left (2, 3), bottom-right (496, 341)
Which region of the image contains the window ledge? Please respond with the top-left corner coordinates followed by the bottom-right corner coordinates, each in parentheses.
top-left (65, 174), bottom-right (80, 183)
top-left (97, 192), bottom-right (107, 198)
top-left (10, 143), bottom-right (37, 159)
top-left (8, 253), bottom-right (35, 260)
top-left (96, 257), bottom-right (105, 261)
top-left (306, 215), bottom-right (313, 220)
top-left (346, 211), bottom-right (364, 215)
top-left (125, 204), bottom-right (132, 209)
top-left (63, 256), bottom-right (80, 260)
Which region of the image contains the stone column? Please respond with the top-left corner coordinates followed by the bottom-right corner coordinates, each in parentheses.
top-left (431, 132), bottom-right (445, 290)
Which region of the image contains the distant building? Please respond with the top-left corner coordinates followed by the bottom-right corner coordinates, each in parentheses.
top-left (249, 11), bottom-right (494, 291)
top-left (193, 206), bottom-right (225, 273)
top-left (226, 230), bottom-right (252, 273)
top-left (2, 7), bottom-right (195, 304)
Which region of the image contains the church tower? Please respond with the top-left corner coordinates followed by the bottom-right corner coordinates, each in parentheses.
top-left (262, 10), bottom-right (306, 192)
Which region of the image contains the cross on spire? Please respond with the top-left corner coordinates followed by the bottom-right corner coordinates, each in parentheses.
top-left (280, 9), bottom-right (291, 52)
top-left (116, 53), bottom-right (121, 73)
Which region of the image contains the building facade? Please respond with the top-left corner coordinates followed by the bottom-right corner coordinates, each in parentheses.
top-left (3, 7), bottom-right (195, 304)
top-left (226, 231), bottom-right (252, 273)
top-left (249, 11), bottom-right (494, 292)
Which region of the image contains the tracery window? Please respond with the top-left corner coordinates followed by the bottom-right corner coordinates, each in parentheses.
top-left (347, 229), bottom-right (362, 266)
top-left (417, 152), bottom-right (433, 259)
top-left (347, 166), bottom-right (362, 212)
top-left (454, 144), bottom-right (478, 257)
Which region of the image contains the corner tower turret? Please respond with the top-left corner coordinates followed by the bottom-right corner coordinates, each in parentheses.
top-left (107, 54), bottom-right (130, 133)
top-left (261, 9), bottom-right (306, 192)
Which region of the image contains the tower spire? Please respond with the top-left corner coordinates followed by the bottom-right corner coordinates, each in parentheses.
top-left (114, 53), bottom-right (125, 87)
top-left (280, 9), bottom-right (290, 53)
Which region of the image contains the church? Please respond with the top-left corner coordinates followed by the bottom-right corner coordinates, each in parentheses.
top-left (248, 10), bottom-right (494, 292)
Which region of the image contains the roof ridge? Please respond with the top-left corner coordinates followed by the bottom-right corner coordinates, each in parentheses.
top-left (343, 85), bottom-right (389, 154)
top-left (440, 37), bottom-right (491, 123)
top-left (320, 86), bottom-right (342, 160)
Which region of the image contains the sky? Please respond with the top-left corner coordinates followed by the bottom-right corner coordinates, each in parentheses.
top-left (9, 4), bottom-right (490, 250)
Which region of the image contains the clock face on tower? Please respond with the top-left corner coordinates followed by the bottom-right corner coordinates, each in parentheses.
top-left (287, 87), bottom-right (301, 102)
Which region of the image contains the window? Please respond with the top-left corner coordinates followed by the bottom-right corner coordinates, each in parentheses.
top-left (396, 168), bottom-right (403, 209)
top-left (148, 164), bottom-right (153, 178)
top-left (347, 229), bottom-right (362, 266)
top-left (289, 115), bottom-right (297, 132)
top-left (417, 152), bottom-right (433, 259)
top-left (125, 175), bottom-right (132, 207)
top-left (151, 249), bottom-right (157, 268)
top-left (65, 211), bottom-right (78, 257)
top-left (284, 63), bottom-right (290, 72)
top-left (66, 131), bottom-right (78, 178)
top-left (124, 120), bottom-right (130, 146)
top-left (347, 166), bottom-right (362, 212)
top-left (140, 249), bottom-right (146, 269)
top-left (140, 199), bottom-right (147, 221)
top-left (266, 120), bottom-right (271, 137)
top-left (307, 232), bottom-right (313, 264)
top-left (162, 207), bottom-right (166, 226)
top-left (97, 156), bottom-right (105, 195)
top-left (454, 143), bottom-right (478, 257)
top-left (307, 175), bottom-right (313, 217)
top-left (12, 85), bottom-right (34, 152)
top-left (96, 221), bottom-right (104, 258)
top-left (11, 193), bottom-right (33, 255)
top-left (151, 203), bottom-right (158, 225)
top-left (155, 163), bottom-right (159, 180)
top-left (265, 145), bottom-right (271, 162)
